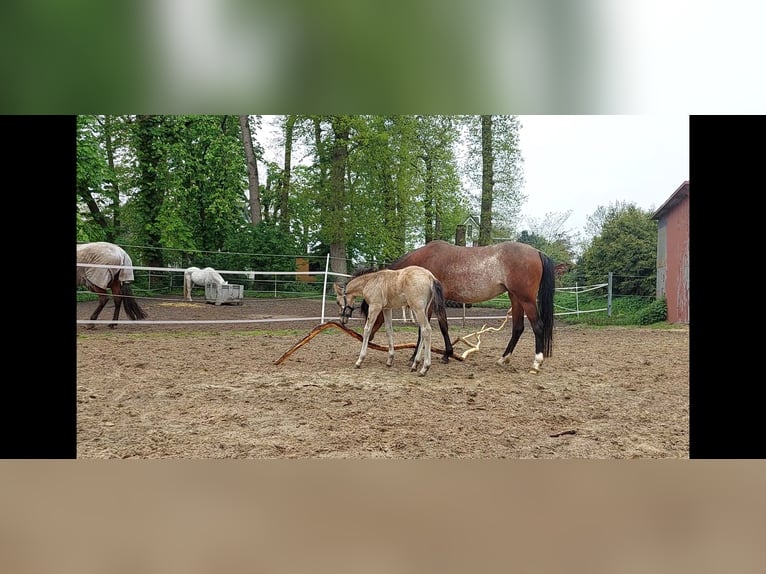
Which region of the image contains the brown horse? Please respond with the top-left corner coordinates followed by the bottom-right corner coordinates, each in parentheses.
top-left (333, 266), bottom-right (449, 376)
top-left (77, 242), bottom-right (148, 328)
top-left (371, 240), bottom-right (555, 373)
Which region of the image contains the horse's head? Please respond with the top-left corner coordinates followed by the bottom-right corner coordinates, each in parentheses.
top-left (332, 283), bottom-right (355, 324)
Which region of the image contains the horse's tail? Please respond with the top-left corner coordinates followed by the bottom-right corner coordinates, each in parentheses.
top-left (120, 282), bottom-right (148, 321)
top-left (429, 278), bottom-right (453, 361)
top-left (538, 252), bottom-right (555, 357)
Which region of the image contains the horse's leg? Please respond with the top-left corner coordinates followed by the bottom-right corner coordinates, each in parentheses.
top-left (410, 327), bottom-right (422, 365)
top-left (356, 307), bottom-right (380, 368)
top-left (410, 307), bottom-right (431, 376)
top-left (410, 307), bottom-right (424, 371)
top-left (518, 300), bottom-right (545, 374)
top-left (109, 280), bottom-right (123, 329)
top-left (369, 310), bottom-right (386, 342)
top-left (497, 295), bottom-right (525, 367)
top-left (88, 289), bottom-right (109, 330)
top-left (383, 309), bottom-right (395, 367)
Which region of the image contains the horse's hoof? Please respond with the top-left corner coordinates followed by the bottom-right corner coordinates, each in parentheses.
top-left (528, 368), bottom-right (540, 375)
top-left (354, 364), bottom-right (361, 369)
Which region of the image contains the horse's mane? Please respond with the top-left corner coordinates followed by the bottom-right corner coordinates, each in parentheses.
top-left (350, 266), bottom-right (381, 279)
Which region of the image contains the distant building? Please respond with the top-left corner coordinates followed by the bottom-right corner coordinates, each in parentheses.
top-left (651, 181), bottom-right (689, 323)
top-left (460, 215), bottom-right (481, 246)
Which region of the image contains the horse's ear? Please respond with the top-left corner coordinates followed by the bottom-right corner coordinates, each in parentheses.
top-left (333, 283), bottom-right (343, 296)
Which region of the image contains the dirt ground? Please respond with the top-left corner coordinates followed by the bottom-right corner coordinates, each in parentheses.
top-left (76, 295), bottom-right (689, 459)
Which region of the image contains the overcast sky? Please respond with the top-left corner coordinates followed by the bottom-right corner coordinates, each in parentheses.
top-left (516, 115), bottom-right (689, 235)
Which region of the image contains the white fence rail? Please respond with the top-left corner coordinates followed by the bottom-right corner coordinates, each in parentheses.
top-left (77, 255), bottom-right (613, 326)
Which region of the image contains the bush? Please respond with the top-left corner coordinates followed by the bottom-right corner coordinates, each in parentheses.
top-left (635, 297), bottom-right (667, 325)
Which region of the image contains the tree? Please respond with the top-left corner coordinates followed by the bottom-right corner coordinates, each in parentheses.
top-left (479, 115), bottom-right (494, 245)
top-left (278, 114), bottom-right (296, 227)
top-left (462, 115), bottom-right (526, 244)
top-left (522, 211), bottom-right (578, 264)
top-left (131, 114), bottom-right (167, 274)
top-left (578, 203), bottom-right (657, 296)
top-left (324, 115), bottom-right (353, 275)
top-left (76, 115), bottom-right (134, 242)
top-left (239, 115), bottom-right (262, 225)
top-left (77, 115), bottom-right (110, 241)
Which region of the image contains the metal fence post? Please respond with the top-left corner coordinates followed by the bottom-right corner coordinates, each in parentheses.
top-left (607, 272), bottom-right (613, 317)
top-left (320, 253), bottom-right (331, 323)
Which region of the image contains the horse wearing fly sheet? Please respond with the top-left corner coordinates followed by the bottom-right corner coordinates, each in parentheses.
top-left (333, 266), bottom-right (449, 376)
top-left (77, 242), bottom-right (148, 328)
top-left (183, 266), bottom-right (227, 301)
top-left (370, 240), bottom-right (555, 374)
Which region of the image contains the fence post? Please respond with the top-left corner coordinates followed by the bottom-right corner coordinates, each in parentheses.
top-left (607, 272), bottom-right (613, 317)
top-left (320, 253), bottom-right (331, 323)
top-left (575, 283), bottom-right (580, 317)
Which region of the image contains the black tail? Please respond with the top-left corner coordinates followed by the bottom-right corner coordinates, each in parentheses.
top-left (538, 253), bottom-right (554, 357)
top-left (120, 283), bottom-right (148, 321)
top-left (429, 279), bottom-right (452, 362)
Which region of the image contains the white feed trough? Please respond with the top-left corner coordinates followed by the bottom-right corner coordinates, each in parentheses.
top-left (205, 283), bottom-right (244, 305)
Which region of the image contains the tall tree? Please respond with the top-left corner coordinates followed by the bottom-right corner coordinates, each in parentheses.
top-left (132, 114), bottom-right (167, 274)
top-left (76, 115), bottom-right (110, 240)
top-left (463, 115), bottom-right (526, 245)
top-left (579, 203), bottom-right (657, 296)
top-left (100, 115), bottom-right (122, 241)
top-left (414, 115), bottom-right (464, 246)
top-left (327, 115), bottom-right (351, 274)
top-left (239, 115), bottom-right (262, 225)
top-left (76, 115), bottom-right (134, 242)
top-left (278, 114), bottom-right (296, 227)
top-left (479, 115), bottom-right (493, 245)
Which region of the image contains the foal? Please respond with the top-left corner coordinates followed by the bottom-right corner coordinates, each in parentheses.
top-left (333, 266), bottom-right (447, 376)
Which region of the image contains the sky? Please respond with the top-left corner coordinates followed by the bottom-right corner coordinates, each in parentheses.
top-left (258, 115), bottom-right (689, 238)
top-left (515, 115), bottom-right (689, 235)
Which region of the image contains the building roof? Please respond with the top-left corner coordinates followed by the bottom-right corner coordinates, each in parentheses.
top-left (651, 181), bottom-right (689, 220)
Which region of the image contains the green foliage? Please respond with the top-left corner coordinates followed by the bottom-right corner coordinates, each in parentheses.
top-left (636, 297), bottom-right (667, 325)
top-left (578, 203), bottom-right (657, 297)
top-left (76, 212), bottom-right (106, 243)
top-left (216, 221), bottom-right (300, 274)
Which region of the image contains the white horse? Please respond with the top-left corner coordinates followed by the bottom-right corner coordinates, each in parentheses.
top-left (183, 266), bottom-right (227, 301)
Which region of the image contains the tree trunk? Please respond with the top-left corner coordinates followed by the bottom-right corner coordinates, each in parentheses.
top-left (479, 115), bottom-right (494, 246)
top-left (423, 155), bottom-right (435, 244)
top-left (102, 115), bottom-right (120, 242)
top-left (328, 117), bottom-right (350, 275)
top-left (278, 115), bottom-right (295, 227)
top-left (134, 115), bottom-right (165, 285)
top-left (239, 115), bottom-right (261, 225)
